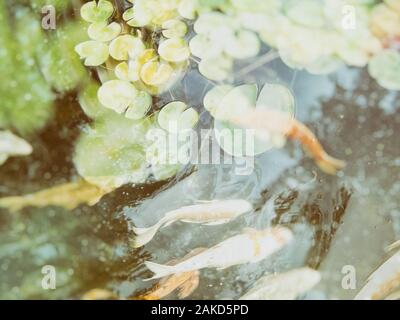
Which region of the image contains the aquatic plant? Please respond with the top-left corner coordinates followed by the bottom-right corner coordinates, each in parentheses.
top-left (1, 0), bottom-right (400, 301)
top-left (0, 3), bottom-right (54, 135)
top-left (76, 0), bottom-right (192, 105)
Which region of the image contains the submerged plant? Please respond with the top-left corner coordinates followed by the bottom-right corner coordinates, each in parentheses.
top-left (0, 2), bottom-right (91, 136)
top-left (0, 3), bottom-right (54, 135)
top-left (205, 83), bottom-right (295, 157)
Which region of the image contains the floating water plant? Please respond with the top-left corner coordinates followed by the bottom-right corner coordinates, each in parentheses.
top-left (205, 83), bottom-right (295, 157)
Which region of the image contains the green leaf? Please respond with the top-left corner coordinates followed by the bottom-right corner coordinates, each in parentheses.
top-left (158, 38), bottom-right (190, 63)
top-left (198, 54), bottom-right (233, 81)
top-left (75, 40), bottom-right (109, 66)
top-left (109, 35), bottom-right (146, 61)
top-left (223, 30), bottom-right (260, 60)
top-left (214, 83), bottom-right (295, 157)
top-left (98, 80), bottom-right (138, 114)
top-left (0, 4), bottom-right (54, 135)
top-left (368, 49), bottom-right (400, 90)
top-left (80, 0), bottom-right (114, 23)
top-left (40, 22), bottom-right (89, 93)
top-left (125, 91), bottom-right (152, 120)
top-left (88, 21), bottom-right (121, 42)
top-left (162, 19), bottom-right (188, 38)
top-left (214, 84), bottom-right (258, 120)
top-left (78, 81), bottom-right (114, 119)
top-left (158, 101), bottom-right (188, 133)
top-left (203, 85), bottom-right (233, 116)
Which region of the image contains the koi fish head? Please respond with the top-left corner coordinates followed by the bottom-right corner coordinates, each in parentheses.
top-left (231, 200), bottom-right (253, 214)
top-left (259, 226), bottom-right (293, 248)
top-left (271, 226), bottom-right (293, 245)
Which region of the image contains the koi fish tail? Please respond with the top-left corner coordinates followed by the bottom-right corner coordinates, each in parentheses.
top-left (315, 153), bottom-right (347, 176)
top-left (144, 261), bottom-right (176, 281)
top-left (287, 120), bottom-right (346, 175)
top-left (132, 222), bottom-right (164, 248)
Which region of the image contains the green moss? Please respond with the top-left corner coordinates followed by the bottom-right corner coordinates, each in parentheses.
top-left (0, 3), bottom-right (91, 135)
top-left (39, 21), bottom-right (90, 93)
top-left (0, 3), bottom-right (54, 135)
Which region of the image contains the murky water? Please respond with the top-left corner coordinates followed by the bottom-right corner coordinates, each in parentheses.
top-left (0, 55), bottom-right (399, 299)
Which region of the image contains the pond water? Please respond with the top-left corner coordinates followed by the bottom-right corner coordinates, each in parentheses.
top-left (0, 55), bottom-right (399, 299)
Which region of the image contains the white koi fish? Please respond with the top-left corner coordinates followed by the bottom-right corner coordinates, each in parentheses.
top-left (144, 226), bottom-right (293, 280)
top-left (354, 249), bottom-right (400, 300)
top-left (132, 200), bottom-right (253, 248)
top-left (239, 267), bottom-right (321, 300)
top-left (137, 248), bottom-right (204, 300)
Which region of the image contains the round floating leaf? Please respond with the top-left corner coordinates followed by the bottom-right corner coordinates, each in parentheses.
top-left (157, 101), bottom-right (187, 133)
top-left (214, 83), bottom-right (295, 157)
top-left (214, 84), bottom-right (258, 121)
top-left (368, 49), bottom-right (400, 90)
top-left (109, 35), bottom-right (146, 61)
top-left (78, 82), bottom-right (114, 119)
top-left (125, 91), bottom-right (152, 120)
top-left (203, 85), bottom-right (233, 116)
top-left (284, 0), bottom-right (325, 28)
top-left (88, 21), bottom-right (121, 42)
top-left (277, 27), bottom-right (329, 69)
top-left (256, 83), bottom-right (295, 114)
top-left (158, 38), bottom-right (190, 63)
top-left (178, 0), bottom-right (197, 19)
top-left (305, 55), bottom-right (343, 75)
top-left (189, 34), bottom-right (223, 59)
top-left (80, 0), bottom-right (114, 23)
top-left (115, 61), bottom-right (140, 82)
top-left (75, 40), bottom-right (109, 66)
top-left (194, 12), bottom-right (237, 36)
top-left (122, 7), bottom-right (135, 20)
top-left (224, 30), bottom-right (260, 60)
top-left (74, 114), bottom-right (152, 189)
top-left (214, 84), bottom-right (258, 157)
top-left (122, 6), bottom-right (153, 27)
top-left (198, 54), bottom-right (233, 81)
top-left (254, 83), bottom-right (294, 150)
top-left (162, 19), bottom-right (188, 38)
top-left (98, 80), bottom-right (138, 113)
top-left (178, 108), bottom-right (199, 131)
top-left (371, 3), bottom-right (400, 39)
top-left (336, 34), bottom-right (381, 68)
top-left (238, 13), bottom-right (270, 32)
top-left (137, 49), bottom-right (158, 65)
top-left (140, 61), bottom-right (173, 86)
